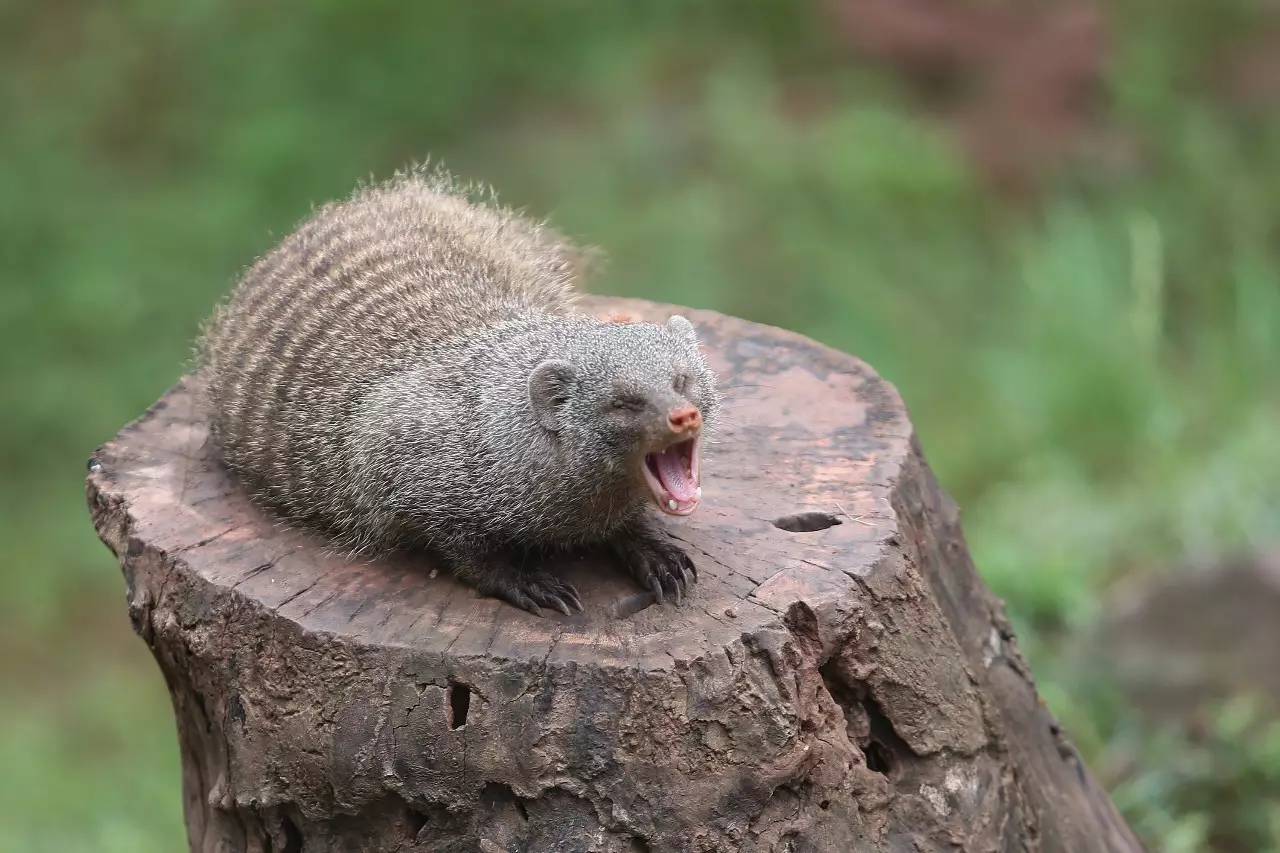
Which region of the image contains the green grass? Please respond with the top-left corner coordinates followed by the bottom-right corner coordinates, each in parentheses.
top-left (0, 626), bottom-right (182, 853)
top-left (3, 1), bottom-right (1279, 849)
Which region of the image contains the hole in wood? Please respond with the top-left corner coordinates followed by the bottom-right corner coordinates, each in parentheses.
top-left (404, 806), bottom-right (429, 839)
top-left (448, 681), bottom-right (471, 729)
top-left (865, 740), bottom-right (893, 775)
top-left (820, 658), bottom-right (910, 779)
top-left (772, 511), bottom-right (842, 533)
top-left (281, 815), bottom-right (303, 853)
top-left (479, 781), bottom-right (531, 825)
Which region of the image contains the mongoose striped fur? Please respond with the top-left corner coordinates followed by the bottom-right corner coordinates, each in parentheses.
top-left (199, 171), bottom-right (719, 614)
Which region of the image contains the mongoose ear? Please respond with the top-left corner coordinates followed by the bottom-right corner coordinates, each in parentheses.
top-left (528, 360), bottom-right (577, 432)
top-left (667, 314), bottom-right (697, 342)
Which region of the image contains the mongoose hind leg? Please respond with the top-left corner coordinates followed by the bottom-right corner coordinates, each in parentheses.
top-left (609, 520), bottom-right (697, 605)
top-left (448, 549), bottom-right (584, 617)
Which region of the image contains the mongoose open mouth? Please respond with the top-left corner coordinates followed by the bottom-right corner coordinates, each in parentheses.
top-left (642, 437), bottom-right (701, 516)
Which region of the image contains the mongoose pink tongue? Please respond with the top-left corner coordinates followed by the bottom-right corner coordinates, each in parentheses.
top-left (654, 444), bottom-right (697, 501)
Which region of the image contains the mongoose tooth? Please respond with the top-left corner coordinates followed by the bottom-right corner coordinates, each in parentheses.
top-left (667, 499), bottom-right (679, 511)
top-left (695, 487), bottom-right (703, 500)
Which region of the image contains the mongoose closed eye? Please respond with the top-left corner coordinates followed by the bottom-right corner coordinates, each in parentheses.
top-left (199, 169), bottom-right (720, 616)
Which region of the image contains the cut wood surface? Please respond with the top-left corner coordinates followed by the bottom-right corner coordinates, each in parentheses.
top-left (87, 297), bottom-right (1142, 852)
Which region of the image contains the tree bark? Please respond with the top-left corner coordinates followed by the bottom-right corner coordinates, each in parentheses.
top-left (87, 297), bottom-right (1143, 852)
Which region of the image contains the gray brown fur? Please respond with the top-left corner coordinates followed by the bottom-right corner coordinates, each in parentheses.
top-left (199, 171), bottom-right (718, 613)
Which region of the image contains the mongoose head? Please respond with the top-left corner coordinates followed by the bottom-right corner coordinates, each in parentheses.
top-left (528, 315), bottom-right (719, 517)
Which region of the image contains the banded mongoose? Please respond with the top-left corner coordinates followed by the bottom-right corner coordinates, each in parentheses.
top-left (199, 171), bottom-right (719, 615)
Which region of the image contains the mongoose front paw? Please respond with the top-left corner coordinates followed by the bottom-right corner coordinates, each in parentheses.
top-left (615, 536), bottom-right (697, 605)
top-left (498, 571), bottom-right (584, 617)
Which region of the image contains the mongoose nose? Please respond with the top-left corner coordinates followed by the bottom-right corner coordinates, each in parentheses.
top-left (668, 405), bottom-right (702, 434)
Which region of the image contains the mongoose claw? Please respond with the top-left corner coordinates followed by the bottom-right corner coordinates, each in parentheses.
top-left (616, 533), bottom-right (698, 606)
top-left (649, 576), bottom-right (666, 605)
top-left (501, 571), bottom-right (583, 617)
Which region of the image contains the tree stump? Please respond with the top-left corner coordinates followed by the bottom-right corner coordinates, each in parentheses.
top-left (87, 298), bottom-right (1142, 852)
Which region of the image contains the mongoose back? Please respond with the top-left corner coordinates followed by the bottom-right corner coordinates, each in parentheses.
top-left (200, 171), bottom-right (719, 614)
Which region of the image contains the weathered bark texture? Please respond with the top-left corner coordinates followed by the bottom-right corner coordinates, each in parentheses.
top-left (87, 298), bottom-right (1142, 852)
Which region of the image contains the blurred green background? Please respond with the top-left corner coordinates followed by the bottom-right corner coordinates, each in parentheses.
top-left (3, 1), bottom-right (1280, 850)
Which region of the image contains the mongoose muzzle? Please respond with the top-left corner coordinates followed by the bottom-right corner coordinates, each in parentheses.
top-left (643, 407), bottom-right (703, 515)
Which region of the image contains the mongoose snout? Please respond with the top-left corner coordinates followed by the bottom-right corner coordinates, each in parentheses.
top-left (199, 168), bottom-right (720, 615)
top-left (667, 405), bottom-right (702, 433)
